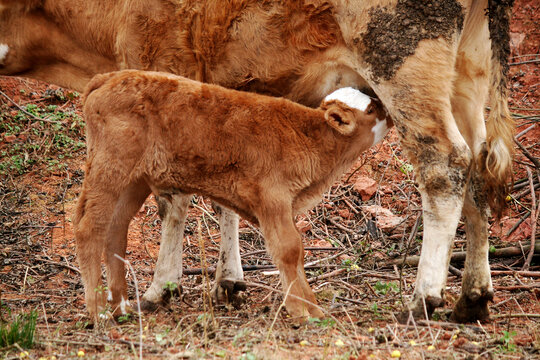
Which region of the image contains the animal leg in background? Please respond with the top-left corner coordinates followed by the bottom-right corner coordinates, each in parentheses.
top-left (140, 194), bottom-right (191, 310)
top-left (449, 2), bottom-right (497, 321)
top-left (211, 204), bottom-right (246, 303)
top-left (367, 38), bottom-right (473, 320)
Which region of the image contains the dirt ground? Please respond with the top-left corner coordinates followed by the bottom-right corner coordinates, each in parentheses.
top-left (0, 2), bottom-right (539, 359)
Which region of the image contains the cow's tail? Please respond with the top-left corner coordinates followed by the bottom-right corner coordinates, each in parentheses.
top-left (482, 0), bottom-right (515, 217)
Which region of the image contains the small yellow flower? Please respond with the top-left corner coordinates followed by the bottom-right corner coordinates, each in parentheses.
top-left (300, 340), bottom-right (309, 346)
top-left (368, 327), bottom-right (375, 333)
top-left (77, 350), bottom-right (85, 357)
top-left (451, 334), bottom-right (458, 340)
top-left (335, 339), bottom-right (345, 347)
top-left (472, 341), bottom-right (479, 346)
top-left (391, 350), bottom-right (401, 358)
top-left (409, 340), bottom-right (416, 346)
top-left (19, 352), bottom-right (29, 359)
top-left (350, 264), bottom-right (360, 270)
top-left (505, 195), bottom-right (512, 201)
top-left (427, 345), bottom-right (436, 351)
top-left (368, 355), bottom-right (376, 358)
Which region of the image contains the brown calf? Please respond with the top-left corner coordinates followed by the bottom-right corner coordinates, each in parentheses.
top-left (74, 70), bottom-right (392, 320)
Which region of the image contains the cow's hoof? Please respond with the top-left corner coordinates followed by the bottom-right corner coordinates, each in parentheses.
top-left (140, 285), bottom-right (182, 312)
top-left (451, 289), bottom-right (493, 323)
top-left (139, 299), bottom-right (159, 312)
top-left (211, 279), bottom-right (247, 306)
top-left (396, 296), bottom-right (445, 324)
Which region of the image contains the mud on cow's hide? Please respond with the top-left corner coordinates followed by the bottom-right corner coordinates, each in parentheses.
top-left (0, 0), bottom-right (515, 323)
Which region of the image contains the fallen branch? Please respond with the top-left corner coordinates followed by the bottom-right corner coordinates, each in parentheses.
top-left (506, 210), bottom-right (532, 237)
top-left (388, 243), bottom-right (540, 267)
top-left (491, 270), bottom-right (540, 277)
top-left (36, 257), bottom-right (81, 274)
top-left (308, 267), bottom-right (347, 284)
top-left (523, 168), bottom-right (537, 271)
top-left (183, 263), bottom-right (338, 276)
top-left (0, 89), bottom-right (63, 124)
top-left (493, 283), bottom-right (540, 291)
top-left (491, 313), bottom-right (540, 319)
top-left (416, 320), bottom-right (484, 334)
top-left (514, 138), bottom-right (540, 169)
top-left (509, 59), bottom-right (540, 66)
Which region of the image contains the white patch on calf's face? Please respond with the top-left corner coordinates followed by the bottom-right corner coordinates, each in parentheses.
top-left (324, 87), bottom-right (371, 112)
top-left (0, 44), bottom-right (9, 64)
top-left (371, 117), bottom-right (390, 146)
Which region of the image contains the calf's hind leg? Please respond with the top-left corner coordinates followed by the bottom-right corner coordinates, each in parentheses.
top-left (74, 178), bottom-right (149, 319)
top-left (104, 180), bottom-right (151, 316)
top-left (74, 185), bottom-right (112, 319)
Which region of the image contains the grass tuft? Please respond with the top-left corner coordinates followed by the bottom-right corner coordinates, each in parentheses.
top-left (0, 309), bottom-right (38, 349)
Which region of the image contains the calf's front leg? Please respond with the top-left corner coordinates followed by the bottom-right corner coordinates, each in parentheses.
top-left (260, 206), bottom-right (323, 322)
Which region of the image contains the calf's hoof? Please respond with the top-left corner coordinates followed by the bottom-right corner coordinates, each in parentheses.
top-left (450, 289), bottom-right (493, 323)
top-left (396, 296), bottom-right (445, 324)
top-left (211, 279), bottom-right (247, 306)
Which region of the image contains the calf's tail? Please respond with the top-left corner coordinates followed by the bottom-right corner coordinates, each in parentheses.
top-left (83, 72), bottom-right (118, 101)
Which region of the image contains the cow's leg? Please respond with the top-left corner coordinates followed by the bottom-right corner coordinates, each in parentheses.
top-left (449, 10), bottom-right (494, 322)
top-left (140, 194), bottom-right (191, 310)
top-left (104, 181), bottom-right (151, 316)
top-left (364, 36), bottom-right (472, 320)
top-left (451, 179), bottom-right (493, 322)
top-left (259, 204), bottom-right (323, 321)
top-left (211, 204), bottom-right (246, 303)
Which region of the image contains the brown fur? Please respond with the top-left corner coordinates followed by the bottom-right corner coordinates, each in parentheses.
top-left (0, 0), bottom-right (515, 322)
top-left (75, 70), bottom-right (391, 320)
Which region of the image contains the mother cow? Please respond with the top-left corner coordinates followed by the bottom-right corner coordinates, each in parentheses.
top-left (0, 0), bottom-right (514, 322)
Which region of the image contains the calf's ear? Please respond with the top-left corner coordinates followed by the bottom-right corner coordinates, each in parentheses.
top-left (323, 103), bottom-right (356, 135)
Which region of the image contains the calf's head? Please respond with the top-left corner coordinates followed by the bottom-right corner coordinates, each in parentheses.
top-left (320, 87), bottom-right (392, 146)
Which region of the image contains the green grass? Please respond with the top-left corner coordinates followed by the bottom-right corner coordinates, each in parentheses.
top-left (0, 92), bottom-right (85, 176)
top-left (0, 309), bottom-right (38, 349)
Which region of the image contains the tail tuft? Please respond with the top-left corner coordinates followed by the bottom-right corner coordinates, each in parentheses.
top-left (482, 0), bottom-right (515, 217)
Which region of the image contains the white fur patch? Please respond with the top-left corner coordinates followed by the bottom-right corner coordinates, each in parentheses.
top-left (107, 290), bottom-right (113, 302)
top-left (372, 118), bottom-right (390, 146)
top-left (324, 87), bottom-right (371, 112)
top-left (120, 296), bottom-right (130, 315)
top-left (0, 44), bottom-right (9, 64)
